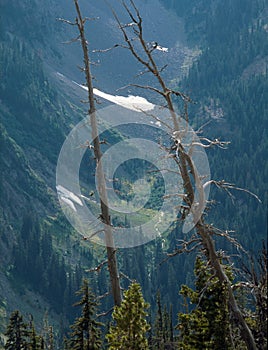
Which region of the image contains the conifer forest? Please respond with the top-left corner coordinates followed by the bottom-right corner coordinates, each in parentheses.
top-left (0, 0), bottom-right (267, 349)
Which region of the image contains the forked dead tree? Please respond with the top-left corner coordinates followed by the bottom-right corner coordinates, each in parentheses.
top-left (111, 1), bottom-right (258, 349)
top-left (61, 0), bottom-right (260, 347)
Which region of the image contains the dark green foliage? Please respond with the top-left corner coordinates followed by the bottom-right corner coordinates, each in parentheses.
top-left (106, 282), bottom-right (150, 350)
top-left (0, 1), bottom-right (58, 45)
top-left (0, 0), bottom-right (267, 345)
top-left (0, 37), bottom-right (66, 164)
top-left (254, 245), bottom-right (268, 349)
top-left (160, 0), bottom-right (266, 45)
top-left (112, 0), bottom-right (267, 321)
top-left (13, 215), bottom-right (66, 313)
top-left (41, 313), bottom-right (54, 350)
top-left (67, 279), bottom-right (102, 350)
top-left (150, 292), bottom-right (176, 349)
top-left (4, 311), bottom-right (44, 350)
top-left (243, 243), bottom-right (268, 349)
top-left (167, 0), bottom-right (268, 256)
top-left (112, 157), bottom-right (165, 212)
top-left (177, 257), bottom-right (235, 349)
top-left (154, 292), bottom-right (164, 348)
top-left (12, 214), bottom-right (91, 318)
top-left (28, 323), bottom-right (44, 350)
top-left (4, 311), bottom-right (28, 350)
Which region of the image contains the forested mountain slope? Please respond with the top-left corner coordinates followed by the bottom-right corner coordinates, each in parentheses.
top-left (162, 0), bottom-right (267, 252)
top-left (0, 0), bottom-right (192, 343)
top-left (0, 0), bottom-right (267, 347)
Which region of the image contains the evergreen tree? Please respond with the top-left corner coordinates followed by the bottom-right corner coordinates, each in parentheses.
top-left (106, 282), bottom-right (150, 350)
top-left (243, 243), bottom-right (268, 349)
top-left (4, 311), bottom-right (44, 350)
top-left (28, 323), bottom-right (44, 350)
top-left (4, 310), bottom-right (29, 350)
top-left (163, 305), bottom-right (175, 350)
top-left (177, 257), bottom-right (234, 349)
top-left (151, 293), bottom-right (176, 350)
top-left (153, 291), bottom-right (164, 349)
top-left (67, 279), bottom-right (102, 350)
top-left (41, 312), bottom-right (54, 350)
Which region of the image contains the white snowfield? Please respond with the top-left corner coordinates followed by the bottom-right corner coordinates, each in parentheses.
top-left (73, 81), bottom-right (155, 112)
top-left (57, 185), bottom-right (83, 212)
top-left (60, 196), bottom-right (77, 212)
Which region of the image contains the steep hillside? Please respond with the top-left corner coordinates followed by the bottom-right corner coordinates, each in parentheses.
top-left (0, 0), bottom-right (267, 347)
top-left (0, 0), bottom-right (192, 341)
top-left (0, 2), bottom-right (84, 338)
top-left (161, 0), bottom-right (268, 252)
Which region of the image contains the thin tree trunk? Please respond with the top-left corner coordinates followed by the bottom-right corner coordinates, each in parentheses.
top-left (73, 0), bottom-right (121, 306)
top-left (113, 2), bottom-right (257, 347)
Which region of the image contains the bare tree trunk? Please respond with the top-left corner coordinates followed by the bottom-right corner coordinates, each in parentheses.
top-left (73, 0), bottom-right (121, 306)
top-left (196, 221), bottom-right (257, 349)
top-left (113, 1), bottom-right (257, 348)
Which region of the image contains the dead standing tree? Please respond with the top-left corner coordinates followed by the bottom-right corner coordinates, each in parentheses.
top-left (112, 1), bottom-right (258, 348)
top-left (61, 0), bottom-right (122, 307)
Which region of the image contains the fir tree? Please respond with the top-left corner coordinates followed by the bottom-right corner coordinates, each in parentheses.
top-left (153, 291), bottom-right (164, 349)
top-left (106, 282), bottom-right (150, 350)
top-left (177, 257), bottom-right (234, 349)
top-left (28, 323), bottom-right (44, 350)
top-left (41, 312), bottom-right (54, 350)
top-left (151, 293), bottom-right (176, 350)
top-left (68, 279), bottom-right (102, 350)
top-left (4, 311), bottom-right (44, 350)
top-left (4, 310), bottom-right (28, 350)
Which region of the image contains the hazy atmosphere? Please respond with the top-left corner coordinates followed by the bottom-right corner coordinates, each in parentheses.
top-left (0, 0), bottom-right (267, 349)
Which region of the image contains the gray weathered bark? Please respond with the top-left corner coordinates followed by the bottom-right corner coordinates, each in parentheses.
top-left (114, 1), bottom-right (257, 348)
top-left (73, 0), bottom-right (122, 307)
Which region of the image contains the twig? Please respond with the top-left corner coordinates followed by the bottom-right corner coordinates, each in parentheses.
top-left (203, 180), bottom-right (261, 203)
top-left (120, 271), bottom-right (135, 283)
top-left (96, 291), bottom-right (111, 300)
top-left (97, 307), bottom-right (113, 318)
top-left (86, 259), bottom-right (108, 273)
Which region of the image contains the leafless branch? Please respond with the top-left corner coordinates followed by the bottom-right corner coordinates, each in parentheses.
top-left (159, 64), bottom-right (168, 73)
top-left (148, 168), bottom-right (181, 176)
top-left (120, 271), bottom-right (135, 283)
top-left (71, 0), bottom-right (122, 306)
top-left (119, 83), bottom-right (165, 96)
top-left (84, 16), bottom-right (100, 21)
top-left (61, 36), bottom-right (80, 45)
top-left (195, 119), bottom-right (213, 134)
top-left (57, 17), bottom-right (76, 25)
top-left (115, 3), bottom-right (258, 347)
top-left (167, 237), bottom-right (202, 259)
top-left (86, 259), bottom-right (108, 273)
top-left (163, 193), bottom-right (185, 199)
top-left (209, 225), bottom-right (246, 253)
top-left (189, 137), bottom-right (231, 149)
top-left (141, 110), bottom-right (173, 131)
top-left (92, 44), bottom-right (122, 53)
top-left (97, 307), bottom-right (113, 318)
top-left (96, 291), bottom-right (111, 301)
top-left (135, 68), bottom-right (151, 78)
top-left (203, 180), bottom-right (261, 203)
top-left (197, 273), bottom-right (218, 307)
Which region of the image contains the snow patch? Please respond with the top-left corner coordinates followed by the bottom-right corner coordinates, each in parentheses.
top-left (73, 81), bottom-right (155, 112)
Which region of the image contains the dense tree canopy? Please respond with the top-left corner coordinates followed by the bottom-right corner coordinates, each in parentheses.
top-left (106, 282), bottom-right (150, 350)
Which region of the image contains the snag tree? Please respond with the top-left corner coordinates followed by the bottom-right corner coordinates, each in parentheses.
top-left (59, 0), bottom-right (122, 307)
top-left (112, 1), bottom-right (259, 349)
